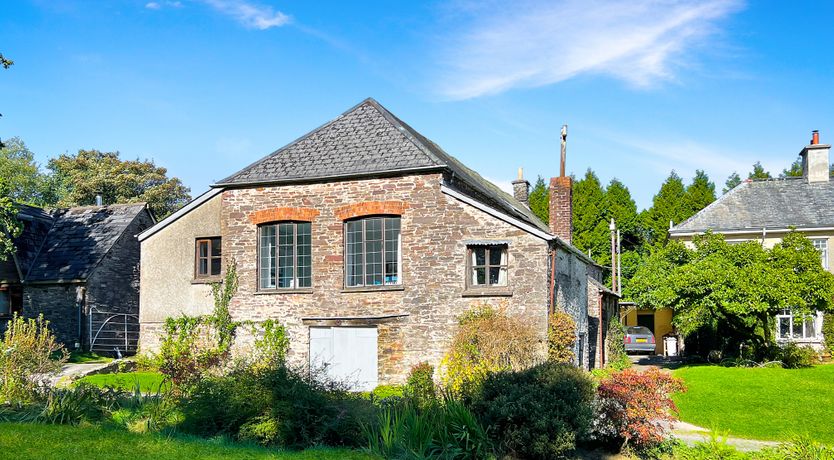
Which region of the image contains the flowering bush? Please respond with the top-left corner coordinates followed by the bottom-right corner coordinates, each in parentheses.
top-left (439, 303), bottom-right (541, 397)
top-left (0, 314), bottom-right (67, 403)
top-left (403, 362), bottom-right (436, 407)
top-left (548, 311), bottom-right (576, 364)
top-left (594, 368), bottom-right (686, 449)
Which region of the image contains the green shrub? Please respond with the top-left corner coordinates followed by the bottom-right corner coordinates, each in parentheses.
top-left (605, 317), bottom-right (630, 370)
top-left (250, 319), bottom-right (289, 370)
top-left (0, 314), bottom-right (67, 403)
top-left (369, 385), bottom-right (404, 401)
top-left (471, 361), bottom-right (594, 459)
top-left (179, 363), bottom-right (375, 449)
top-left (440, 304), bottom-right (541, 398)
top-left (548, 311), bottom-right (576, 364)
top-left (777, 342), bottom-right (818, 369)
top-left (0, 383), bottom-right (118, 426)
top-left (823, 313), bottom-right (834, 354)
top-left (404, 362), bottom-right (437, 407)
top-left (364, 397), bottom-right (492, 459)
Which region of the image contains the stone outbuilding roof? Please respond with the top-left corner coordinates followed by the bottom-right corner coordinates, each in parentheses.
top-left (215, 98), bottom-right (550, 233)
top-left (14, 203), bottom-right (149, 282)
top-left (670, 177), bottom-right (834, 234)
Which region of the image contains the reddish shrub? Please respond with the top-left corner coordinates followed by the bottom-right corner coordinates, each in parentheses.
top-left (594, 368), bottom-right (686, 449)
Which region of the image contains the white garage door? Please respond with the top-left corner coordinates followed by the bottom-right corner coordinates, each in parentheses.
top-left (309, 326), bottom-right (378, 391)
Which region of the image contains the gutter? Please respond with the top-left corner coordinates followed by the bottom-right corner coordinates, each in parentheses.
top-left (669, 226), bottom-right (834, 237)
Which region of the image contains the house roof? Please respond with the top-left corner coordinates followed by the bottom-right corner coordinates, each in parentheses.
top-left (214, 98), bottom-right (551, 234)
top-left (15, 203), bottom-right (147, 282)
top-left (670, 177), bottom-right (834, 235)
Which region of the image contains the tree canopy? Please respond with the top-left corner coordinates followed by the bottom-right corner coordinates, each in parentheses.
top-left (0, 177), bottom-right (21, 261)
top-left (48, 149), bottom-right (191, 218)
top-left (723, 172), bottom-right (742, 194)
top-left (627, 232), bottom-right (834, 351)
top-left (0, 137), bottom-right (57, 206)
top-left (747, 161), bottom-right (772, 180)
top-left (528, 176), bottom-right (548, 224)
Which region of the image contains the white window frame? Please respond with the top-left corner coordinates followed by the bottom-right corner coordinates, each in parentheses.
top-left (775, 309), bottom-right (822, 341)
top-left (811, 238), bottom-right (829, 270)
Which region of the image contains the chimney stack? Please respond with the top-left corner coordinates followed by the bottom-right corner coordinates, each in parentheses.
top-left (512, 167), bottom-right (530, 206)
top-left (801, 130), bottom-right (830, 183)
top-left (549, 124), bottom-right (573, 242)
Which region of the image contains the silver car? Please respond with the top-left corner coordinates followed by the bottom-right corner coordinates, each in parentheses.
top-left (624, 326), bottom-right (656, 353)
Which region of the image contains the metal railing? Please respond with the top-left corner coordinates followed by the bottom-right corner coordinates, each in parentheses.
top-left (89, 306), bottom-right (139, 355)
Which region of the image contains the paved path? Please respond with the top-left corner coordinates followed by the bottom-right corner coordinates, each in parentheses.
top-left (671, 420), bottom-right (780, 452)
top-left (48, 362), bottom-right (113, 387)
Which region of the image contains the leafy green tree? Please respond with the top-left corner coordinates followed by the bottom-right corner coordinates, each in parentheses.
top-left (48, 149), bottom-right (191, 218)
top-left (0, 137), bottom-right (58, 206)
top-left (748, 161), bottom-right (772, 180)
top-left (0, 177), bottom-right (22, 261)
top-left (627, 232), bottom-right (834, 354)
top-left (528, 176), bottom-right (549, 224)
top-left (0, 53), bottom-right (12, 69)
top-left (640, 171), bottom-right (688, 247)
top-left (723, 172), bottom-right (742, 193)
top-left (684, 170), bottom-right (716, 216)
top-left (571, 169), bottom-right (607, 261)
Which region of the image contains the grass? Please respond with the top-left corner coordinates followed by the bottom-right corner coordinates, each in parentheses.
top-left (75, 372), bottom-right (170, 393)
top-left (0, 423), bottom-right (377, 460)
top-left (66, 351), bottom-right (113, 364)
top-left (673, 364), bottom-right (834, 444)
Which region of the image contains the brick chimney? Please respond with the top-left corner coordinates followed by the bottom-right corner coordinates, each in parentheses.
top-left (512, 167), bottom-right (530, 206)
top-left (549, 124), bottom-right (572, 242)
top-left (801, 130), bottom-right (830, 183)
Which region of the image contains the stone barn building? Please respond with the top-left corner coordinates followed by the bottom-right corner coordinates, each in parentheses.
top-left (138, 98), bottom-right (618, 389)
top-left (0, 203), bottom-right (154, 354)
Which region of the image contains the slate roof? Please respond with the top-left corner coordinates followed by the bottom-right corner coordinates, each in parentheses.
top-left (14, 203), bottom-right (147, 282)
top-left (670, 177), bottom-right (834, 234)
top-left (215, 98), bottom-right (550, 233)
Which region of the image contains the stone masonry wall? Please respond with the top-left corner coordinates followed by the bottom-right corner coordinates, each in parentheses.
top-left (219, 172), bottom-right (551, 384)
top-left (23, 284), bottom-right (83, 346)
top-left (553, 245), bottom-right (591, 369)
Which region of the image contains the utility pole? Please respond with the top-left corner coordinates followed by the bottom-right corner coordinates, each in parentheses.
top-left (560, 125), bottom-right (568, 177)
top-left (609, 218), bottom-right (617, 293)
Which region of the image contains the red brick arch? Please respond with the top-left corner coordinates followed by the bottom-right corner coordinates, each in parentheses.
top-left (248, 207), bottom-right (320, 225)
top-left (334, 201), bottom-right (409, 221)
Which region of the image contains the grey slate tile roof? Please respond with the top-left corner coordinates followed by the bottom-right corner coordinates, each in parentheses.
top-left (15, 203), bottom-right (147, 282)
top-left (215, 98), bottom-right (551, 233)
top-left (670, 178), bottom-right (834, 234)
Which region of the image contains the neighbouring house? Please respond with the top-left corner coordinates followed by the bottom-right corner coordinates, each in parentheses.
top-left (670, 130), bottom-right (833, 349)
top-left (0, 203), bottom-right (154, 354)
top-left (137, 98), bottom-right (619, 389)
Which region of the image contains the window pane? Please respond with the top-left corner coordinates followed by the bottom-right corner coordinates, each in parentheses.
top-left (792, 318), bottom-right (804, 339)
top-left (489, 247), bottom-right (503, 266)
top-left (260, 226), bottom-right (276, 289)
top-left (346, 220), bottom-right (364, 287)
top-left (297, 222), bottom-right (312, 288)
top-left (199, 259), bottom-right (208, 276)
top-left (278, 223), bottom-right (295, 288)
top-left (365, 218), bottom-right (383, 286)
top-left (199, 241), bottom-right (208, 258)
top-left (0, 292), bottom-right (9, 316)
top-left (804, 317), bottom-right (816, 338)
top-left (211, 238), bottom-right (221, 257)
top-left (384, 218), bottom-right (400, 285)
top-left (474, 267), bottom-right (486, 285)
top-left (778, 317), bottom-right (790, 339)
top-left (473, 247), bottom-right (486, 266)
top-left (211, 258), bottom-right (222, 276)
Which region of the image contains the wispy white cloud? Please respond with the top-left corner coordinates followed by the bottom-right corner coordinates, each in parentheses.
top-left (145, 1), bottom-right (182, 9)
top-left (200, 0), bottom-right (291, 30)
top-left (436, 0), bottom-right (744, 99)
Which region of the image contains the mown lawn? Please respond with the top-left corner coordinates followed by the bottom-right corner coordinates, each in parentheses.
top-left (0, 423), bottom-right (378, 460)
top-left (673, 364), bottom-right (834, 443)
top-left (75, 372), bottom-right (169, 393)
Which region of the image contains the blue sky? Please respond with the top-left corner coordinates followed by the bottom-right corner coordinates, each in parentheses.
top-left (2, 0), bottom-right (833, 209)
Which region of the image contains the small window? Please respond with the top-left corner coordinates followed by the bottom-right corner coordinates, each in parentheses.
top-left (467, 244), bottom-right (508, 287)
top-left (345, 216), bottom-right (401, 287)
top-left (776, 309), bottom-right (819, 341)
top-left (195, 238), bottom-right (222, 278)
top-left (259, 222), bottom-right (312, 290)
top-left (0, 290), bottom-right (10, 317)
top-left (812, 238), bottom-right (828, 270)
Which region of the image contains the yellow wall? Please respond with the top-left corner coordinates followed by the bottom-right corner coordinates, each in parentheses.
top-left (622, 307), bottom-right (673, 355)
